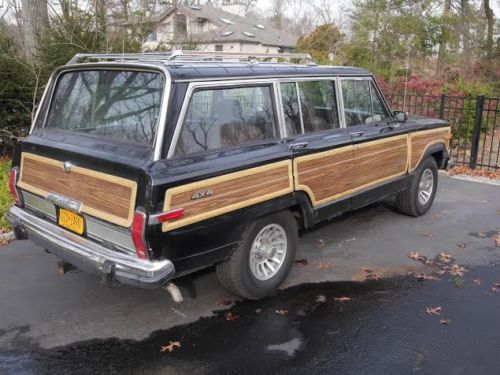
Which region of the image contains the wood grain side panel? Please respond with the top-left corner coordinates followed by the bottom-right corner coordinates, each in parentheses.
top-left (18, 153), bottom-right (137, 227)
top-left (354, 135), bottom-right (408, 187)
top-left (162, 161), bottom-right (293, 232)
top-left (410, 127), bottom-right (451, 170)
top-left (294, 146), bottom-right (354, 205)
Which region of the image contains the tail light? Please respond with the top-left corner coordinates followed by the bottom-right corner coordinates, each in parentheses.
top-left (9, 167), bottom-right (22, 206)
top-left (131, 210), bottom-right (148, 260)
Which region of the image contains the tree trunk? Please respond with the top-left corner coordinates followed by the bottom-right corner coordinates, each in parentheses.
top-left (21, 0), bottom-right (49, 59)
top-left (437, 0), bottom-right (452, 73)
top-left (483, 0), bottom-right (494, 59)
top-left (460, 0), bottom-right (470, 54)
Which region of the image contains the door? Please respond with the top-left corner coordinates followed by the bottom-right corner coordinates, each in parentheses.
top-left (339, 77), bottom-right (409, 208)
top-left (280, 79), bottom-right (355, 214)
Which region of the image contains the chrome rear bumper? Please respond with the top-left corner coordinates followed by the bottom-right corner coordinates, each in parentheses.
top-left (7, 206), bottom-right (175, 288)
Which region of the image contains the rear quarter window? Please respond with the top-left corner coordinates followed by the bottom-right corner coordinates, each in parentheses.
top-left (174, 85), bottom-right (278, 156)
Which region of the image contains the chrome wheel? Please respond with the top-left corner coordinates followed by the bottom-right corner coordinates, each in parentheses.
top-left (249, 224), bottom-right (287, 281)
top-left (418, 168), bottom-right (434, 205)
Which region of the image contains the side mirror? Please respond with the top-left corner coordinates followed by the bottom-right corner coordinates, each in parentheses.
top-left (393, 111), bottom-right (408, 123)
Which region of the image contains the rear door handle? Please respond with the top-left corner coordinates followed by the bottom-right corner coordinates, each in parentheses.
top-left (350, 131), bottom-right (364, 138)
top-left (288, 142), bottom-right (309, 151)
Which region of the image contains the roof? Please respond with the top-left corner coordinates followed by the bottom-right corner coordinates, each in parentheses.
top-left (156, 4), bottom-right (298, 48)
top-left (162, 62), bottom-right (371, 82)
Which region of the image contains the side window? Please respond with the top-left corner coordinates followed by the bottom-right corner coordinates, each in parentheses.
top-left (298, 81), bottom-right (339, 132)
top-left (341, 79), bottom-right (389, 127)
top-left (174, 85), bottom-right (278, 155)
top-left (280, 82), bottom-right (301, 136)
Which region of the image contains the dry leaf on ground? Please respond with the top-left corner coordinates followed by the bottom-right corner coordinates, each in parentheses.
top-left (317, 262), bottom-right (333, 270)
top-left (217, 298), bottom-right (233, 306)
top-left (160, 341), bottom-right (181, 353)
top-left (426, 306), bottom-right (442, 315)
top-left (493, 235), bottom-right (500, 248)
top-left (317, 239), bottom-right (326, 248)
top-left (275, 309), bottom-right (289, 316)
top-left (440, 319), bottom-right (452, 325)
top-left (366, 273), bottom-right (381, 281)
top-left (492, 283), bottom-right (500, 293)
top-left (224, 312), bottom-right (240, 321)
top-left (315, 295), bottom-right (327, 303)
top-left (409, 251), bottom-right (426, 262)
top-left (360, 267), bottom-right (373, 273)
top-left (415, 274), bottom-right (439, 281)
top-left (334, 297), bottom-right (352, 302)
top-left (420, 231), bottom-right (435, 238)
top-left (294, 258), bottom-right (308, 266)
top-left (477, 232), bottom-right (487, 238)
top-left (473, 279), bottom-right (483, 285)
top-left (255, 308), bottom-right (263, 314)
top-left (438, 252), bottom-right (453, 263)
top-left (456, 242), bottom-right (467, 248)
top-left (449, 264), bottom-right (467, 277)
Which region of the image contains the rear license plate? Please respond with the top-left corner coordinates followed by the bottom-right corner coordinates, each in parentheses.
top-left (58, 208), bottom-right (84, 235)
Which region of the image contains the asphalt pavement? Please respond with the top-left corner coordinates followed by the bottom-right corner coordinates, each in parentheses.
top-left (0, 176), bottom-right (499, 374)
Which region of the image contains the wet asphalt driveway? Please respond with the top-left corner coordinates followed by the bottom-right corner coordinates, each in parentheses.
top-left (0, 176), bottom-right (499, 374)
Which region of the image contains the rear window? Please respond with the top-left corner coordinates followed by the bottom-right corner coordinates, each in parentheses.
top-left (43, 70), bottom-right (164, 145)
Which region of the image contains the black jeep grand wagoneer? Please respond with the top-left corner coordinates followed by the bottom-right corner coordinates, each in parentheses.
top-left (8, 52), bottom-right (452, 299)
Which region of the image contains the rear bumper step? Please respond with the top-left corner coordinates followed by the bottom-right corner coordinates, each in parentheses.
top-left (7, 206), bottom-right (175, 288)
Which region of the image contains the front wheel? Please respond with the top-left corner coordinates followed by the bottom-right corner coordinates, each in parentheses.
top-left (216, 211), bottom-right (298, 299)
top-left (395, 156), bottom-right (438, 217)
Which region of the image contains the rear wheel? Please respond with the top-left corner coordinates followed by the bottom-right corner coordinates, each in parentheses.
top-left (396, 156), bottom-right (438, 216)
top-left (216, 211), bottom-right (298, 299)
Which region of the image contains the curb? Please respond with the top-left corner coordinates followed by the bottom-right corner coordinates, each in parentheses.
top-left (439, 171), bottom-right (500, 186)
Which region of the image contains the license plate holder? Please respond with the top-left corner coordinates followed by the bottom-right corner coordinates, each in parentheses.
top-left (58, 208), bottom-right (85, 235)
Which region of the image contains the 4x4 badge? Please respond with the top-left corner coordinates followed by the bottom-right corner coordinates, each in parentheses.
top-left (191, 189), bottom-right (213, 200)
top-left (62, 161), bottom-right (73, 173)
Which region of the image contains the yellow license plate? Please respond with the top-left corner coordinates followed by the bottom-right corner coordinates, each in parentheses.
top-left (58, 208), bottom-right (84, 235)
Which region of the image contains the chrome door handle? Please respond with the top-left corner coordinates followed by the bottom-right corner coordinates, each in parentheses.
top-left (288, 142), bottom-right (309, 151)
top-left (350, 131), bottom-right (364, 138)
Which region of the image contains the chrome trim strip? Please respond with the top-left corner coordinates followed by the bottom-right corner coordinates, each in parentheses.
top-left (173, 73), bottom-right (372, 83)
top-left (274, 82), bottom-right (287, 138)
top-left (295, 82), bottom-right (305, 134)
top-left (7, 206), bottom-right (175, 287)
top-left (29, 76), bottom-right (53, 134)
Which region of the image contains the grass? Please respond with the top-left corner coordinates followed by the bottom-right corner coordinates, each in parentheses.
top-left (0, 161), bottom-right (13, 230)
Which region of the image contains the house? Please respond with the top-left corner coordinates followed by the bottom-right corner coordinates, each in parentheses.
top-left (142, 1), bottom-right (297, 54)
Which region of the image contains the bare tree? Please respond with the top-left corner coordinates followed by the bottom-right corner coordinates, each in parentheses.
top-left (20, 0), bottom-right (49, 58)
top-left (483, 0), bottom-right (494, 59)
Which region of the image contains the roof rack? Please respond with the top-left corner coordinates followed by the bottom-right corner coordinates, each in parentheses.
top-left (67, 50), bottom-right (315, 65)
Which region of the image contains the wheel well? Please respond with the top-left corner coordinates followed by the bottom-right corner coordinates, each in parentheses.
top-left (430, 150), bottom-right (446, 169)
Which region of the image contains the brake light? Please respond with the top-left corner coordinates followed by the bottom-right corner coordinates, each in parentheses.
top-left (156, 208), bottom-right (185, 223)
top-left (131, 211), bottom-right (148, 260)
top-left (9, 168), bottom-right (21, 206)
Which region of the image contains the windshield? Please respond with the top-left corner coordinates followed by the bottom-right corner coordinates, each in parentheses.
top-left (43, 70), bottom-right (164, 145)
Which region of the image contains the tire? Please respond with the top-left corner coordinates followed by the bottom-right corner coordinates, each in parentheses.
top-left (216, 211), bottom-right (298, 300)
top-left (396, 156), bottom-right (438, 217)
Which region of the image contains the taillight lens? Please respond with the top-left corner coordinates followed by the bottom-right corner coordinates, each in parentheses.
top-left (131, 211), bottom-right (148, 260)
top-left (9, 168), bottom-right (21, 206)
top-left (156, 208), bottom-right (184, 223)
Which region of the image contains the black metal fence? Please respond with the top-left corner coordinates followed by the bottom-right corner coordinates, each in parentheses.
top-left (386, 94), bottom-right (499, 170)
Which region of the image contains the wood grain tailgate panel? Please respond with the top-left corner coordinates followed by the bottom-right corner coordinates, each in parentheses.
top-left (18, 153), bottom-right (137, 227)
top-left (410, 127), bottom-right (450, 170)
top-left (162, 161), bottom-right (293, 232)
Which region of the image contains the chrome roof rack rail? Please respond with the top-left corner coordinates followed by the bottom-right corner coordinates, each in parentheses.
top-left (67, 50), bottom-right (315, 65)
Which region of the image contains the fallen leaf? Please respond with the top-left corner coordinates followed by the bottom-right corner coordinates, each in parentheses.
top-left (496, 209), bottom-right (500, 215)
top-left (255, 308), bottom-right (263, 314)
top-left (432, 213), bottom-right (442, 221)
top-left (224, 312), bottom-right (240, 321)
top-left (438, 252), bottom-right (453, 263)
top-left (294, 258), bottom-right (308, 266)
top-left (366, 273), bottom-right (381, 281)
top-left (440, 319), bottom-right (452, 325)
top-left (275, 309), bottom-right (289, 316)
top-left (360, 267), bottom-right (373, 273)
top-left (317, 239), bottom-right (326, 248)
top-left (473, 279), bottom-right (483, 285)
top-left (449, 264), bottom-right (467, 277)
top-left (334, 297), bottom-right (352, 302)
top-left (216, 298), bottom-right (233, 306)
top-left (420, 231), bottom-right (435, 238)
top-left (415, 274), bottom-right (439, 281)
top-left (426, 306), bottom-right (442, 315)
top-left (493, 235), bottom-right (500, 248)
top-left (160, 341), bottom-right (181, 353)
top-left (492, 283), bottom-right (500, 293)
top-left (408, 251), bottom-right (426, 262)
top-left (477, 232), bottom-right (487, 238)
top-left (315, 295), bottom-right (327, 303)
top-left (456, 242), bottom-right (467, 248)
top-left (317, 262), bottom-right (333, 270)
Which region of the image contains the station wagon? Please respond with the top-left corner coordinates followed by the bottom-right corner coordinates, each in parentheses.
top-left (7, 51), bottom-right (453, 299)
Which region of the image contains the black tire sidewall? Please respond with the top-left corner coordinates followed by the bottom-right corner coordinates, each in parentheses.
top-left (414, 157), bottom-right (438, 215)
top-left (237, 211), bottom-right (297, 299)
